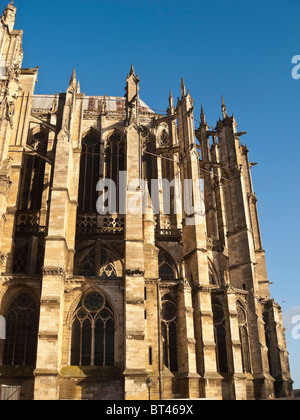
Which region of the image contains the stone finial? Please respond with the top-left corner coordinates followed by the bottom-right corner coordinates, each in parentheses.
top-left (1, 0), bottom-right (16, 32)
top-left (169, 90), bottom-right (174, 109)
top-left (200, 104), bottom-right (206, 124)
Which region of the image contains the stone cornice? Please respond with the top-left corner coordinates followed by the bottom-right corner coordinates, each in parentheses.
top-left (125, 269), bottom-right (145, 277)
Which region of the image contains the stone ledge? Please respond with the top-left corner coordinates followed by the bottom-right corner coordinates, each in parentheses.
top-left (60, 366), bottom-right (122, 379)
top-left (34, 368), bottom-right (59, 377)
top-left (0, 365), bottom-right (35, 377)
top-left (123, 368), bottom-right (148, 378)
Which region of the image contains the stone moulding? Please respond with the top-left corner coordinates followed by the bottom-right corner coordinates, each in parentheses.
top-left (42, 266), bottom-right (66, 276)
top-left (125, 269), bottom-right (145, 277)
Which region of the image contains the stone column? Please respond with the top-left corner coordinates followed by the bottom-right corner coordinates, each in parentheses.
top-left (34, 73), bottom-right (77, 398)
top-left (123, 66), bottom-right (148, 400)
top-left (176, 83), bottom-right (222, 399)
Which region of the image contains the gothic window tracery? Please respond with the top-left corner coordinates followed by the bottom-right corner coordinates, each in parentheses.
top-left (71, 291), bottom-right (115, 367)
top-left (158, 250), bottom-right (177, 280)
top-left (99, 249), bottom-right (117, 278)
top-left (80, 248), bottom-right (96, 277)
top-left (74, 246), bottom-right (118, 278)
top-left (161, 294), bottom-right (178, 372)
top-left (12, 243), bottom-right (28, 274)
top-left (2, 292), bottom-right (39, 366)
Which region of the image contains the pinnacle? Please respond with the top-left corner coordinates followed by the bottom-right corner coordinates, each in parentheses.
top-left (200, 104), bottom-right (206, 124)
top-left (180, 77), bottom-right (186, 97)
top-left (69, 67), bottom-right (76, 86)
top-left (129, 64), bottom-right (135, 76)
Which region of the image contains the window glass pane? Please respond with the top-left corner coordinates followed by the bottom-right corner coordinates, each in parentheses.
top-left (105, 319), bottom-right (115, 366)
top-left (169, 321), bottom-right (178, 372)
top-left (71, 319), bottom-right (81, 366)
top-left (81, 319), bottom-right (92, 366)
top-left (94, 318), bottom-right (104, 366)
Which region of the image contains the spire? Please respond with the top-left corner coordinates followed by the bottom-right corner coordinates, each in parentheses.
top-left (180, 77), bottom-right (186, 97)
top-left (221, 95), bottom-right (228, 119)
top-left (200, 104), bottom-right (206, 124)
top-left (69, 67), bottom-right (76, 87)
top-left (125, 65), bottom-right (140, 126)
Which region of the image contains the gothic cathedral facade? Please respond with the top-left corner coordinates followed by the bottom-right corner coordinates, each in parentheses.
top-left (0, 2), bottom-right (293, 400)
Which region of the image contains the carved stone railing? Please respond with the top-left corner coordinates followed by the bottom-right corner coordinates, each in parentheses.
top-left (76, 213), bottom-right (125, 238)
top-left (15, 210), bottom-right (47, 235)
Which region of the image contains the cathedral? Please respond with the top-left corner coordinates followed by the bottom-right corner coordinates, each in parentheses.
top-left (0, 2), bottom-right (293, 400)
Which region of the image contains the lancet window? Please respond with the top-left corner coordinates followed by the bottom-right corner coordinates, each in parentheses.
top-left (78, 130), bottom-right (101, 214)
top-left (104, 132), bottom-right (125, 212)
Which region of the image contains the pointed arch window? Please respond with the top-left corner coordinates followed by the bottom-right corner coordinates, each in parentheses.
top-left (78, 130), bottom-right (101, 213)
top-left (212, 301), bottom-right (229, 373)
top-left (20, 130), bottom-right (48, 210)
top-left (71, 291), bottom-right (115, 366)
top-left (237, 303), bottom-right (251, 373)
top-left (2, 292), bottom-right (39, 366)
top-left (104, 132), bottom-right (125, 212)
top-left (161, 295), bottom-right (178, 372)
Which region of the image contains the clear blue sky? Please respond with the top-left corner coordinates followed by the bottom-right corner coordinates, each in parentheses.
top-left (11, 0), bottom-right (300, 389)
